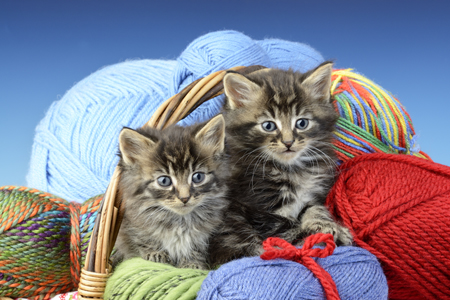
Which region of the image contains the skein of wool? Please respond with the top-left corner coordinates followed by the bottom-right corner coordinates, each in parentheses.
top-left (26, 59), bottom-right (177, 203)
top-left (259, 234), bottom-right (341, 300)
top-left (26, 30), bottom-right (324, 203)
top-left (326, 153), bottom-right (450, 300)
top-left (104, 258), bottom-right (209, 300)
top-left (330, 69), bottom-right (429, 163)
top-left (0, 186), bottom-right (101, 299)
top-left (197, 242), bottom-right (387, 300)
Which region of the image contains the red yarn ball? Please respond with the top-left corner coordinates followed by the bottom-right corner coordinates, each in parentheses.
top-left (326, 153), bottom-right (450, 299)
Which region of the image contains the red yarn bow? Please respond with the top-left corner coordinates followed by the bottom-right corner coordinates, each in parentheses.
top-left (261, 233), bottom-right (340, 300)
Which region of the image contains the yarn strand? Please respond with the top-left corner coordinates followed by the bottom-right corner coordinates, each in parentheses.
top-left (69, 202), bottom-right (81, 288)
top-left (261, 233), bottom-right (340, 300)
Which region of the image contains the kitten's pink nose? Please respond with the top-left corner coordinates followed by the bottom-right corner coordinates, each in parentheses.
top-left (282, 140), bottom-right (294, 148)
top-left (179, 196), bottom-right (190, 204)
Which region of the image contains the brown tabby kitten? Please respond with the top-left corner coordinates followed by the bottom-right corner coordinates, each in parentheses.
top-left (221, 62), bottom-right (352, 245)
top-left (112, 115), bottom-right (229, 269)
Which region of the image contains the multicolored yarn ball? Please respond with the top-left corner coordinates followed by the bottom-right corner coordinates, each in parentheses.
top-left (197, 234), bottom-right (388, 300)
top-left (26, 30), bottom-right (324, 203)
top-left (330, 69), bottom-right (430, 163)
top-left (104, 258), bottom-right (209, 300)
top-left (0, 186), bottom-right (101, 300)
top-left (326, 153), bottom-right (450, 299)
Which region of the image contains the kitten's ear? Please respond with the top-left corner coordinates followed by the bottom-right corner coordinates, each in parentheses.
top-left (195, 114), bottom-right (225, 154)
top-left (119, 128), bottom-right (157, 165)
top-left (301, 62), bottom-right (333, 102)
top-left (223, 72), bottom-right (261, 109)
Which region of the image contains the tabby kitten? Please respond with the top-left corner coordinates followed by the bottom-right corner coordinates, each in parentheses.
top-left (221, 62), bottom-right (352, 245)
top-left (112, 115), bottom-right (229, 269)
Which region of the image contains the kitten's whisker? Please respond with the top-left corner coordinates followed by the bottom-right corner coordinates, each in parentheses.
top-left (245, 151), bottom-right (266, 176)
top-left (311, 140), bottom-right (339, 153)
top-left (250, 152), bottom-right (268, 193)
top-left (305, 148), bottom-right (330, 173)
top-left (308, 145), bottom-right (338, 170)
top-left (255, 153), bottom-right (269, 185)
top-left (138, 205), bottom-right (163, 216)
top-left (262, 152), bottom-right (271, 180)
top-left (142, 207), bottom-right (170, 225)
top-left (233, 145), bottom-right (268, 169)
top-left (302, 148), bottom-right (319, 171)
top-left (300, 142), bottom-right (337, 172)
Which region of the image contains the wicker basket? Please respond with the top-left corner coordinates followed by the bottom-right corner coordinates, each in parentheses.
top-left (77, 65), bottom-right (266, 300)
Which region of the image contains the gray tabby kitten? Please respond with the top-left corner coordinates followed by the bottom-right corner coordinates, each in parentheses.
top-left (112, 115), bottom-right (228, 269)
top-left (221, 62), bottom-right (352, 245)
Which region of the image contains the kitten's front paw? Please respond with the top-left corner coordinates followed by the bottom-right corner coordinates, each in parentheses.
top-left (145, 251), bottom-right (171, 264)
top-left (335, 224), bottom-right (353, 246)
top-left (302, 221), bottom-right (353, 246)
top-left (178, 262), bottom-right (208, 270)
top-left (278, 226), bottom-right (303, 245)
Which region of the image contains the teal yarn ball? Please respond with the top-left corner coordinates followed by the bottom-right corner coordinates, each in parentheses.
top-left (27, 30), bottom-right (324, 202)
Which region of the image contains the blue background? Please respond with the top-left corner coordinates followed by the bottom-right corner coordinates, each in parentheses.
top-left (1, 0), bottom-right (449, 188)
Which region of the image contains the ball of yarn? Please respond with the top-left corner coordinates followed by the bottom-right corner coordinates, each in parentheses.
top-left (326, 153), bottom-right (450, 299)
top-left (27, 60), bottom-right (177, 203)
top-left (257, 38), bottom-right (324, 71)
top-left (0, 186), bottom-right (101, 299)
top-left (104, 258), bottom-right (209, 300)
top-left (197, 245), bottom-right (387, 300)
top-left (330, 69), bottom-right (429, 164)
top-left (26, 30), bottom-right (324, 202)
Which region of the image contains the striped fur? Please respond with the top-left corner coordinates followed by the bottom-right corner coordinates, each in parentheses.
top-left (222, 62), bottom-right (352, 245)
top-left (112, 115), bottom-right (229, 269)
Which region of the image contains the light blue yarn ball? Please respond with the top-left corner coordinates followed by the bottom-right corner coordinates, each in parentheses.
top-left (27, 30), bottom-right (324, 202)
top-left (27, 60), bottom-right (176, 201)
top-left (257, 38), bottom-right (325, 71)
top-left (197, 246), bottom-right (388, 300)
top-left (175, 30), bottom-right (324, 126)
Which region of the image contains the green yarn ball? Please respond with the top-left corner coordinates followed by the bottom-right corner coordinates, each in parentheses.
top-left (104, 258), bottom-right (209, 300)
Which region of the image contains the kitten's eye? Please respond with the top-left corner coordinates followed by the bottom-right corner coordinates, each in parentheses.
top-left (296, 119), bottom-right (309, 130)
top-left (262, 121), bottom-right (277, 132)
top-left (157, 176), bottom-right (172, 187)
top-left (192, 172), bottom-right (205, 184)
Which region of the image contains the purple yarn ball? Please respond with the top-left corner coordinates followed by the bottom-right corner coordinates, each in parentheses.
top-left (197, 246), bottom-right (388, 300)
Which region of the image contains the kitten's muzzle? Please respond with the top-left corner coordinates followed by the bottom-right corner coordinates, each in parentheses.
top-left (282, 140), bottom-right (294, 148)
top-left (177, 184), bottom-right (191, 204)
top-left (179, 196), bottom-right (191, 204)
